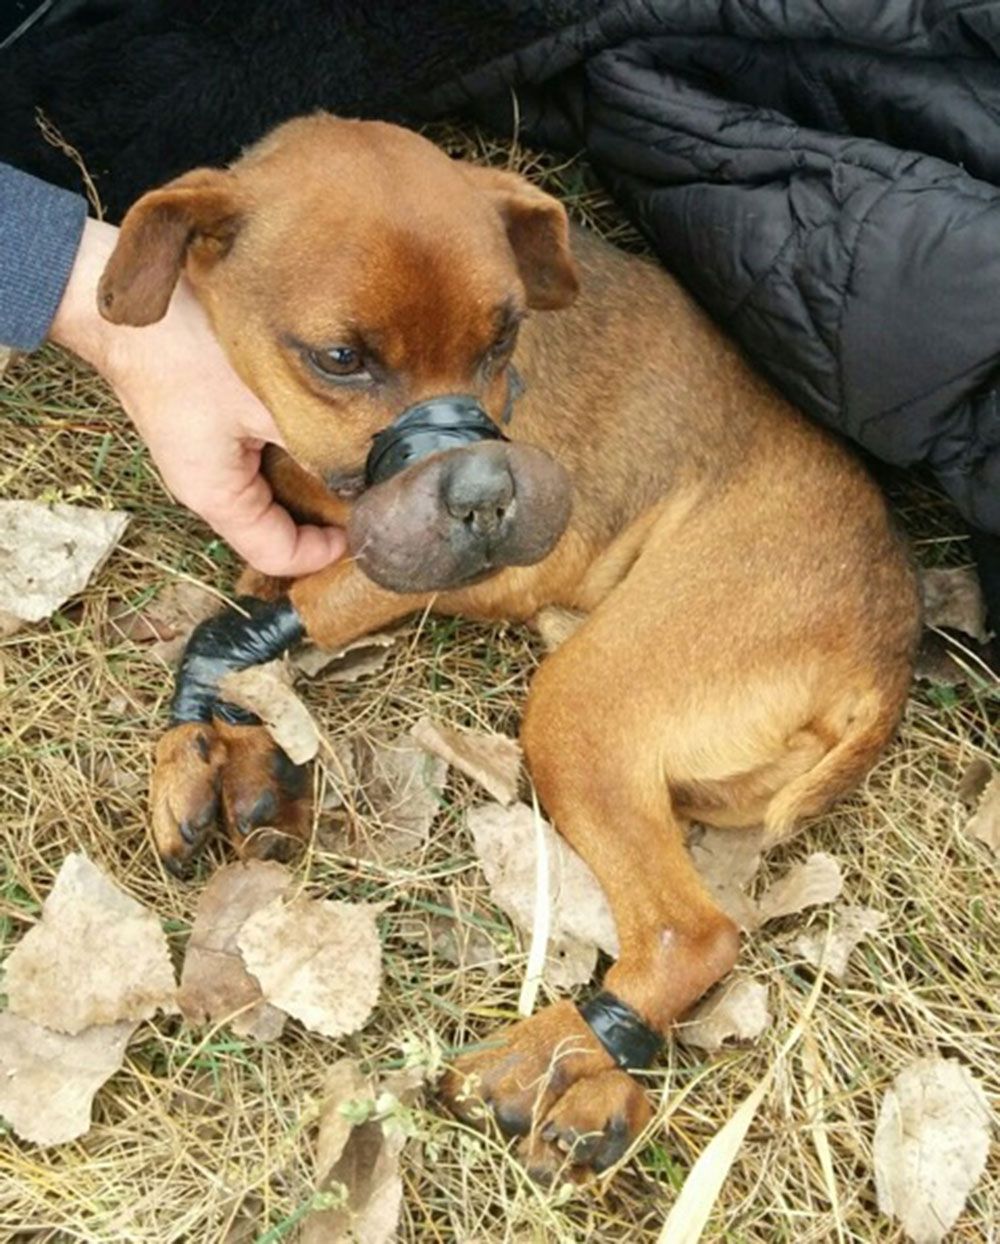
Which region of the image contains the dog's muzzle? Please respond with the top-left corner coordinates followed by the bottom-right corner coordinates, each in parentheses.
top-left (364, 394), bottom-right (508, 488)
top-left (351, 367), bottom-right (570, 594)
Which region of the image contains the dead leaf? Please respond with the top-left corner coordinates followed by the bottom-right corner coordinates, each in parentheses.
top-left (957, 757), bottom-right (992, 807)
top-left (237, 895), bottom-right (382, 1038)
top-left (178, 860), bottom-right (292, 1040)
top-left (315, 1060), bottom-right (374, 1181)
top-left (93, 754), bottom-right (144, 794)
top-left (220, 1196), bottom-right (265, 1244)
top-left (0, 500), bottom-right (129, 622)
top-left (0, 608), bottom-right (24, 638)
top-left (294, 632), bottom-right (396, 681)
top-left (754, 853), bottom-right (843, 927)
top-left (874, 1058), bottom-right (991, 1244)
top-left (0, 1012), bottom-right (136, 1146)
top-left (219, 660), bottom-right (320, 764)
top-left (533, 606), bottom-right (586, 652)
top-left (317, 737), bottom-right (360, 813)
top-left (108, 579), bottom-right (219, 649)
top-left (912, 631), bottom-right (968, 685)
top-left (793, 905), bottom-right (886, 981)
top-left (348, 733), bottom-right (447, 861)
top-left (677, 978), bottom-right (770, 1052)
top-left (965, 772), bottom-right (1000, 855)
top-left (688, 825), bottom-right (764, 930)
top-left (467, 802), bottom-right (617, 988)
top-left (920, 566), bottom-right (988, 643)
top-left (4, 853), bottom-right (176, 1033)
top-left (411, 718), bottom-right (521, 806)
top-left (302, 1059), bottom-right (418, 1244)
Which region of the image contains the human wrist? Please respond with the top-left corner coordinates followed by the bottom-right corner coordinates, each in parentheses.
top-left (48, 216), bottom-right (121, 371)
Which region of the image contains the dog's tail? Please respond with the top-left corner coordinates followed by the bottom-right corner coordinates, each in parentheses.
top-left (761, 684), bottom-right (905, 847)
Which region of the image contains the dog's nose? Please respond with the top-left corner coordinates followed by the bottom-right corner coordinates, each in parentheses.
top-left (441, 450), bottom-right (515, 540)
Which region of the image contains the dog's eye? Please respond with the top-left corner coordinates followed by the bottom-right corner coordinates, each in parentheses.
top-left (490, 329), bottom-right (517, 358)
top-left (484, 328), bottom-right (518, 374)
top-left (306, 345), bottom-right (367, 380)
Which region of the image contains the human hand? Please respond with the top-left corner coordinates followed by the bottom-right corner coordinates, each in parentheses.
top-left (49, 217), bottom-right (346, 577)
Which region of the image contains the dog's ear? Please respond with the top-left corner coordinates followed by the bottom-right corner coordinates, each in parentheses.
top-left (98, 169), bottom-right (243, 326)
top-left (465, 166), bottom-right (579, 310)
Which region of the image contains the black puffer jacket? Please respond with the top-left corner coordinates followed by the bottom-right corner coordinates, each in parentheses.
top-left (433, 1), bottom-right (1000, 549)
top-left (2, 0), bottom-right (998, 614)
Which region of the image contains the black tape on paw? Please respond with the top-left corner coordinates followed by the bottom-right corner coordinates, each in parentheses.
top-left (578, 991), bottom-right (662, 1071)
top-left (170, 596), bottom-right (304, 725)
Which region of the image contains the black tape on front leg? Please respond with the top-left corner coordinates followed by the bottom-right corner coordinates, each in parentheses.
top-left (170, 596), bottom-right (305, 726)
top-left (578, 991), bottom-right (662, 1071)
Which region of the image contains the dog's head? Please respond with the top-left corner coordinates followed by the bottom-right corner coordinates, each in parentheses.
top-left (98, 114), bottom-right (578, 591)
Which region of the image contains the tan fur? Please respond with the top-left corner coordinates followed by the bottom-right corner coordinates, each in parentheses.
top-left (103, 114), bottom-right (921, 1179)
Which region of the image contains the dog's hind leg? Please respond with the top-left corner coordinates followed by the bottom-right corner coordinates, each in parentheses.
top-left (439, 619), bottom-right (740, 1183)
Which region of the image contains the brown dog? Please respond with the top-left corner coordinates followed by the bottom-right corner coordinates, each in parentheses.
top-left (98, 115), bottom-right (920, 1183)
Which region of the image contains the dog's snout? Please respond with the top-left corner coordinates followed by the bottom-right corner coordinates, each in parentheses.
top-left (442, 452), bottom-right (515, 539)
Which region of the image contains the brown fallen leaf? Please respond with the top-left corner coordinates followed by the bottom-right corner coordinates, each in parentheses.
top-left (920, 566), bottom-right (988, 644)
top-left (677, 978), bottom-right (770, 1052)
top-left (108, 579), bottom-right (219, 650)
top-left (315, 1060), bottom-right (374, 1175)
top-left (348, 733), bottom-right (447, 861)
top-left (0, 1012), bottom-right (137, 1146)
top-left (219, 660), bottom-right (320, 764)
top-left (91, 752), bottom-right (144, 795)
top-left (753, 853), bottom-right (843, 927)
top-left (219, 1196), bottom-right (265, 1244)
top-left (467, 801), bottom-right (618, 989)
top-left (5, 853), bottom-right (176, 1034)
top-left (301, 1058), bottom-right (421, 1244)
top-left (0, 608), bottom-right (24, 638)
top-left (178, 860), bottom-right (292, 1041)
top-left (293, 632), bottom-right (396, 681)
top-left (874, 1058), bottom-right (991, 1244)
top-left (965, 772), bottom-right (1000, 855)
top-left (793, 905), bottom-right (887, 981)
top-left (912, 631), bottom-right (967, 685)
top-left (688, 825), bottom-right (764, 930)
top-left (412, 717), bottom-right (522, 805)
top-left (957, 756), bottom-right (993, 807)
top-left (0, 500), bottom-right (129, 622)
top-left (317, 737), bottom-right (360, 814)
top-left (237, 895), bottom-right (382, 1038)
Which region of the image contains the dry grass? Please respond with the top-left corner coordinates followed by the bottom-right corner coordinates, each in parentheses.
top-left (1, 132), bottom-right (998, 1244)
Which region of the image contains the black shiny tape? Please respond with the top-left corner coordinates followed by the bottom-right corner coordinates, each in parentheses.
top-left (364, 395), bottom-right (507, 487)
top-left (578, 991), bottom-right (662, 1071)
top-left (170, 596), bottom-right (305, 726)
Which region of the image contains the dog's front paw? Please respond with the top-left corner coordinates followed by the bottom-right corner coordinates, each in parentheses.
top-left (150, 721), bottom-right (310, 875)
top-left (151, 723), bottom-right (227, 875)
top-left (214, 719), bottom-right (310, 862)
top-left (438, 1000), bottom-right (652, 1182)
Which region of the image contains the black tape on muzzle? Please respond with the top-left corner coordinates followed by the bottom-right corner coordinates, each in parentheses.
top-left (364, 395), bottom-right (508, 488)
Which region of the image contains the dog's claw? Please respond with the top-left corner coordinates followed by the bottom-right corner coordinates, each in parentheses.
top-left (178, 792), bottom-right (220, 845)
top-left (213, 722), bottom-right (311, 860)
top-left (151, 723), bottom-right (227, 866)
top-left (235, 788), bottom-right (278, 835)
top-left (161, 852), bottom-right (190, 880)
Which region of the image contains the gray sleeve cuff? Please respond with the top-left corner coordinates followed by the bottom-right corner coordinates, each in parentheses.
top-left (0, 163), bottom-right (88, 350)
